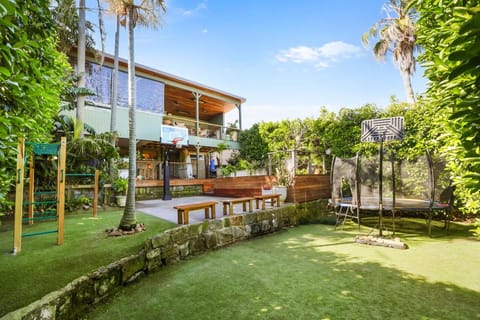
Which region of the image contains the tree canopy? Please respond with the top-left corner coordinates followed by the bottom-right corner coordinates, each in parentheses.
top-left (0, 0), bottom-right (70, 207)
top-left (411, 0), bottom-right (480, 214)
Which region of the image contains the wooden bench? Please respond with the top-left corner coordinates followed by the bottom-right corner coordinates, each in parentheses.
top-left (174, 201), bottom-right (218, 225)
top-left (221, 197), bottom-right (255, 216)
top-left (254, 194), bottom-right (281, 210)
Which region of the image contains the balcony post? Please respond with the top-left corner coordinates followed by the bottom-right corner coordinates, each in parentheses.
top-left (193, 92), bottom-right (202, 177)
top-left (236, 103), bottom-right (242, 130)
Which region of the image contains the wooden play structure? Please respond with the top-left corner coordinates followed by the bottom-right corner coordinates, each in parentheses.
top-left (13, 137), bottom-right (66, 253)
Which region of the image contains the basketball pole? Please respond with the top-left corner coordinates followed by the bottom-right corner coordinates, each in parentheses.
top-left (162, 145), bottom-right (172, 200)
top-left (378, 137), bottom-right (384, 237)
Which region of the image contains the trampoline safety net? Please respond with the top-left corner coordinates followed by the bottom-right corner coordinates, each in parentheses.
top-left (331, 151), bottom-right (452, 210)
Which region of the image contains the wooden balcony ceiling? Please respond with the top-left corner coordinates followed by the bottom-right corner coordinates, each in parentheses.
top-left (164, 85), bottom-right (236, 121)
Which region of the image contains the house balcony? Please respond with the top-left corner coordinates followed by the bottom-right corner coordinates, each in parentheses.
top-left (74, 104), bottom-right (240, 150)
top-left (162, 114), bottom-right (239, 144)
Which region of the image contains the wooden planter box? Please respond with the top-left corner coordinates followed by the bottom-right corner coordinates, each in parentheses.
top-left (287, 175), bottom-right (331, 203)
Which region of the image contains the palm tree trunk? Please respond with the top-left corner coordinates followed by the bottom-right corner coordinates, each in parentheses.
top-left (401, 69), bottom-right (416, 104)
top-left (109, 14), bottom-right (120, 180)
top-left (119, 5), bottom-right (137, 230)
top-left (110, 15), bottom-right (120, 134)
top-left (77, 0), bottom-right (86, 137)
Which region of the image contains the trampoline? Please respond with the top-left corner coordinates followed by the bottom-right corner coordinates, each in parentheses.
top-left (329, 151), bottom-right (453, 236)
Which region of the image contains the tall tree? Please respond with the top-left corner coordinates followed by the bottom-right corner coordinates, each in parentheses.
top-left (0, 0), bottom-right (69, 208)
top-left (411, 0), bottom-right (480, 216)
top-left (104, 0), bottom-right (166, 230)
top-left (66, 0), bottom-right (105, 137)
top-left (238, 123), bottom-right (270, 167)
top-left (77, 0), bottom-right (87, 137)
top-left (52, 0), bottom-right (100, 136)
top-left (51, 0), bottom-right (96, 54)
top-left (104, 8), bottom-right (123, 181)
top-left (362, 0), bottom-right (418, 104)
top-left (110, 14), bottom-right (121, 136)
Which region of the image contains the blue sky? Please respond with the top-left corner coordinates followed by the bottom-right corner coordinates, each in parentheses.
top-left (87, 0), bottom-right (426, 128)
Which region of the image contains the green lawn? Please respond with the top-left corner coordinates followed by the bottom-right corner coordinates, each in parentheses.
top-left (85, 221), bottom-right (480, 320)
top-left (0, 209), bottom-right (176, 317)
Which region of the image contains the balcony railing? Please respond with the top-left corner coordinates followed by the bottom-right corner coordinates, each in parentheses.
top-left (163, 115), bottom-right (238, 142)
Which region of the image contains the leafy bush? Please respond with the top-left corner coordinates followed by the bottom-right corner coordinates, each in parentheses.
top-left (0, 0), bottom-right (70, 210)
top-left (112, 178), bottom-right (128, 195)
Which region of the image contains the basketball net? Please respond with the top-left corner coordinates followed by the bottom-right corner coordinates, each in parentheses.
top-left (172, 137), bottom-right (183, 149)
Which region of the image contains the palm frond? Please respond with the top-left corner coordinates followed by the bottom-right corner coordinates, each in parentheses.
top-left (373, 40), bottom-right (390, 61)
top-left (363, 0), bottom-right (418, 103)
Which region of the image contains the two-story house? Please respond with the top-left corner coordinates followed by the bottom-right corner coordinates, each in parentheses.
top-left (68, 52), bottom-right (246, 181)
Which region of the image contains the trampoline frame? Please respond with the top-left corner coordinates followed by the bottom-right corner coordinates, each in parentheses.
top-left (329, 151), bottom-right (453, 236)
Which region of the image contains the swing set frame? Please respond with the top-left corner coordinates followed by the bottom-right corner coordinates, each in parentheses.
top-left (13, 137), bottom-right (66, 253)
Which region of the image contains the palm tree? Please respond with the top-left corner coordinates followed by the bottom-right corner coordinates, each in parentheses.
top-left (52, 0), bottom-right (105, 138)
top-left (77, 0), bottom-right (87, 136)
top-left (104, 0), bottom-right (166, 230)
top-left (362, 0), bottom-right (418, 104)
top-left (106, 13), bottom-right (122, 182)
top-left (51, 0), bottom-right (96, 54)
top-left (110, 14), bottom-right (121, 136)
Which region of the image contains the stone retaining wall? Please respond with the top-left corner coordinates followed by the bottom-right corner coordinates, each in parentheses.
top-left (2, 200), bottom-right (330, 320)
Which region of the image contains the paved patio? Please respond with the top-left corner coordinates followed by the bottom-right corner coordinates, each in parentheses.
top-left (136, 196), bottom-right (277, 225)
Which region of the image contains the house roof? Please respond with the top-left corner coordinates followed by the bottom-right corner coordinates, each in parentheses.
top-left (96, 52), bottom-right (246, 121)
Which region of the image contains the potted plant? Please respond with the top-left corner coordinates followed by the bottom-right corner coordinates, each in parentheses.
top-left (274, 167), bottom-right (293, 202)
top-left (220, 164), bottom-right (237, 177)
top-left (112, 177), bottom-right (128, 207)
top-left (226, 120), bottom-right (239, 141)
top-left (116, 158), bottom-right (129, 178)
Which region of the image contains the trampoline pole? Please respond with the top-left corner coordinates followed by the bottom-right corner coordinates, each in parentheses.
top-left (378, 139), bottom-right (383, 237)
top-left (391, 152), bottom-right (396, 236)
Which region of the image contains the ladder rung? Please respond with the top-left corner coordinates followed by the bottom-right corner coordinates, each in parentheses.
top-left (33, 210), bottom-right (57, 216)
top-left (22, 229), bottom-right (58, 238)
top-left (23, 200), bottom-right (57, 206)
top-left (34, 191), bottom-right (56, 195)
top-left (23, 216), bottom-right (57, 222)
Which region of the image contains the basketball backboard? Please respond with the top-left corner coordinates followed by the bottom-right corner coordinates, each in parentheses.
top-left (361, 117), bottom-right (404, 142)
top-left (161, 125), bottom-right (189, 145)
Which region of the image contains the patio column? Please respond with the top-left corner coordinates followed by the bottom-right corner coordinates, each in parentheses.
top-left (193, 92), bottom-right (202, 177)
top-left (236, 103), bottom-right (242, 130)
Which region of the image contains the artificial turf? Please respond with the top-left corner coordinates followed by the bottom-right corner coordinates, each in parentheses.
top-left (0, 209), bottom-right (176, 317)
top-left (84, 220), bottom-right (480, 320)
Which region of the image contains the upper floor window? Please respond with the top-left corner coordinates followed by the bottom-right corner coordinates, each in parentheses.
top-left (84, 62), bottom-right (165, 114)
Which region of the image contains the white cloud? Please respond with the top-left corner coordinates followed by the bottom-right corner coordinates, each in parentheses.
top-left (314, 61), bottom-right (330, 70)
top-left (201, 28), bottom-right (208, 34)
top-left (275, 46), bottom-right (319, 63)
top-left (318, 41), bottom-right (362, 60)
top-left (276, 41), bottom-right (362, 69)
top-left (178, 0), bottom-right (208, 16)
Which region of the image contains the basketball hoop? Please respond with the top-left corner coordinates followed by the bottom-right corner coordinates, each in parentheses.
top-left (172, 137), bottom-right (183, 149)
